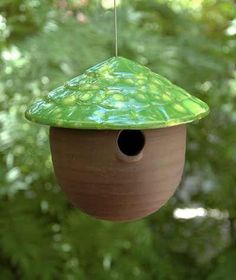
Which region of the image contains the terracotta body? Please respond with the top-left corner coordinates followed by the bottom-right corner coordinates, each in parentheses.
top-left (50, 125), bottom-right (186, 221)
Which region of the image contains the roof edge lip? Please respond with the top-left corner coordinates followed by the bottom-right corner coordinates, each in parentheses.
top-left (25, 107), bottom-right (209, 130)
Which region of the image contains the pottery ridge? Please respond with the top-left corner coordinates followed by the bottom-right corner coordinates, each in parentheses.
top-left (25, 56), bottom-right (209, 129)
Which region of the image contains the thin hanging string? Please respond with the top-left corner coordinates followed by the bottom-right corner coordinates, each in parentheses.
top-left (114, 0), bottom-right (118, 56)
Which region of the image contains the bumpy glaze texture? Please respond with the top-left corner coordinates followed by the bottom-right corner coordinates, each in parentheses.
top-left (25, 56), bottom-right (209, 129)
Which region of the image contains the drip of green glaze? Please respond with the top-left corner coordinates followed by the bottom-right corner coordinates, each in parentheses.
top-left (25, 56), bottom-right (209, 129)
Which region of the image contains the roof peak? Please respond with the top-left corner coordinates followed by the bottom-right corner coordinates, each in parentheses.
top-left (86, 56), bottom-right (150, 76)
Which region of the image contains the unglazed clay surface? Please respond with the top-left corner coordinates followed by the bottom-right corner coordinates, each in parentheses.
top-left (50, 125), bottom-right (186, 221)
top-left (26, 57), bottom-right (209, 129)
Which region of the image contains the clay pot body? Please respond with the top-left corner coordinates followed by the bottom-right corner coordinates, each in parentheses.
top-left (49, 125), bottom-right (186, 221)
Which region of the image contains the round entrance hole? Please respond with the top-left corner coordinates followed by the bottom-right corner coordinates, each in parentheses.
top-left (117, 130), bottom-right (145, 157)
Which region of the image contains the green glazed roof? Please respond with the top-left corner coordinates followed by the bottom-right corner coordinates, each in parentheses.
top-left (25, 56), bottom-right (209, 130)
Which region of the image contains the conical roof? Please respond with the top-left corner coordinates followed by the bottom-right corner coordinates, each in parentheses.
top-left (25, 57), bottom-right (209, 129)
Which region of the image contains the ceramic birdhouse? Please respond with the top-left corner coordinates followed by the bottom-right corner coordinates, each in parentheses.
top-left (25, 57), bottom-right (209, 221)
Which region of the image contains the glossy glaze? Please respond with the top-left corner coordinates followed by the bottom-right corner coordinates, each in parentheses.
top-left (25, 57), bottom-right (209, 129)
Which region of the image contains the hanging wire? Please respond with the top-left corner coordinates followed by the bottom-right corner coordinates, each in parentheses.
top-left (114, 0), bottom-right (118, 56)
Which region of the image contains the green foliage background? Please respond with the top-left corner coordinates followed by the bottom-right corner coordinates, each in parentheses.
top-left (0, 0), bottom-right (236, 279)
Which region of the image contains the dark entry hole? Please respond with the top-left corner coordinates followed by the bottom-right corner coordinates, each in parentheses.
top-left (117, 130), bottom-right (145, 156)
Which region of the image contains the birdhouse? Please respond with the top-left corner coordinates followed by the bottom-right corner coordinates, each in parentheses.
top-left (25, 57), bottom-right (209, 221)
